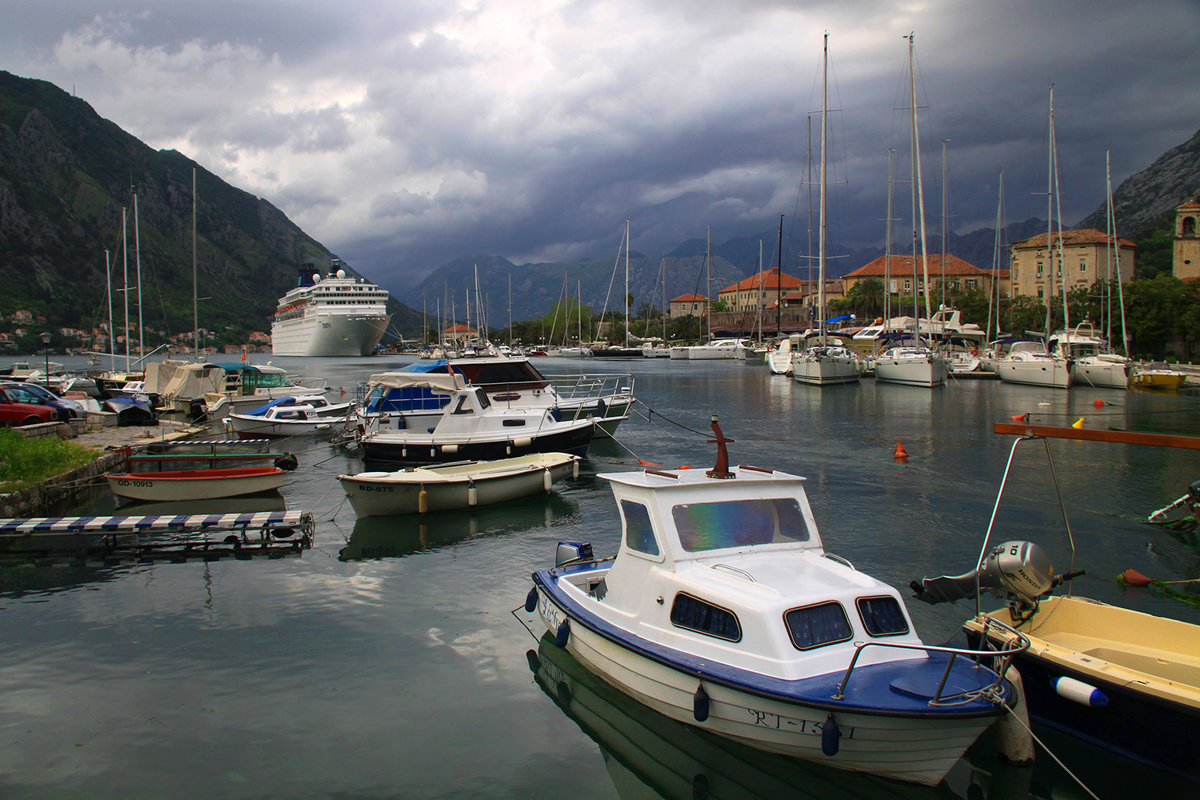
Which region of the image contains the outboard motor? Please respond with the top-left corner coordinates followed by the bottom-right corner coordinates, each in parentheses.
top-left (555, 541), bottom-right (593, 567)
top-left (188, 397), bottom-right (208, 423)
top-left (911, 541), bottom-right (1054, 607)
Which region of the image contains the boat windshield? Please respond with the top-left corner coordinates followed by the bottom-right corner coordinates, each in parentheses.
top-left (672, 498), bottom-right (809, 552)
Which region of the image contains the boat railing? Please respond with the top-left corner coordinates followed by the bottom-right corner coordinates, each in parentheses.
top-left (831, 615), bottom-right (1029, 705)
top-left (549, 373), bottom-right (633, 402)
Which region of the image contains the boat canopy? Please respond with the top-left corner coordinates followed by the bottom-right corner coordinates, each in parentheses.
top-left (366, 372), bottom-right (466, 393)
top-left (246, 396), bottom-right (297, 416)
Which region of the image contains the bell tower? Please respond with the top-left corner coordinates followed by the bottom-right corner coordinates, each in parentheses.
top-left (1174, 200), bottom-right (1200, 280)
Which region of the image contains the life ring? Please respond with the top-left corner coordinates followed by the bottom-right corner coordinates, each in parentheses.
top-left (971, 348), bottom-right (979, 357)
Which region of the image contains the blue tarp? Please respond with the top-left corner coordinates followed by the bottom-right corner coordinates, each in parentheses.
top-left (245, 396), bottom-right (296, 416)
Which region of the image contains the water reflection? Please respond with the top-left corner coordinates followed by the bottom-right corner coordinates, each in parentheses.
top-left (339, 492), bottom-right (578, 561)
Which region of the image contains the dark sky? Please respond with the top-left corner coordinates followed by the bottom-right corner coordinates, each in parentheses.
top-left (4, 1), bottom-right (1198, 292)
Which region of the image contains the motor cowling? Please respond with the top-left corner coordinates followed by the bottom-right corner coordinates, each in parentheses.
top-left (911, 540), bottom-right (1054, 605)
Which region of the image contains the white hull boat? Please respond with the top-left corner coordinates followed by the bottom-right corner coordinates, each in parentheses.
top-left (792, 347), bottom-right (860, 386)
top-left (996, 342), bottom-right (1071, 389)
top-left (526, 416), bottom-right (1021, 786)
top-left (227, 395), bottom-right (354, 438)
top-left (873, 347), bottom-right (947, 388)
top-left (106, 466), bottom-right (286, 502)
top-left (338, 452), bottom-right (581, 517)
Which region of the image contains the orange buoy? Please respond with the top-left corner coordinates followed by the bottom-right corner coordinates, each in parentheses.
top-left (1120, 568), bottom-right (1154, 587)
top-left (893, 440), bottom-right (909, 460)
top-left (1093, 399), bottom-right (1104, 408)
top-left (1011, 413), bottom-right (1028, 422)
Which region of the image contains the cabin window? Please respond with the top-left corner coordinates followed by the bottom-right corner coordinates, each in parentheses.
top-left (670, 593), bottom-right (741, 642)
top-left (672, 498), bottom-right (808, 552)
top-left (784, 602), bottom-right (853, 650)
top-left (621, 500), bottom-right (659, 556)
top-left (856, 596), bottom-right (909, 637)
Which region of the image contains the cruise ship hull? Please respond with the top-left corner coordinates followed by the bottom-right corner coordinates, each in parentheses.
top-left (272, 312), bottom-right (390, 357)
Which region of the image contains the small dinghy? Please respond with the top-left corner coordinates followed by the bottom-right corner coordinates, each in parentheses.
top-left (106, 465), bottom-right (286, 502)
top-left (338, 452), bottom-right (580, 517)
top-left (524, 416), bottom-right (1024, 786)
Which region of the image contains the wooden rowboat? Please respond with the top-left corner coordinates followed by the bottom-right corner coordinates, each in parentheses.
top-left (106, 466), bottom-right (287, 502)
top-left (337, 452), bottom-right (580, 517)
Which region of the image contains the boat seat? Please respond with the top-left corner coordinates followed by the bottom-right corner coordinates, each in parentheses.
top-left (1046, 633), bottom-right (1200, 685)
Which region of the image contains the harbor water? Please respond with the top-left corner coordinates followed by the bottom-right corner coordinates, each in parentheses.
top-left (1, 354), bottom-right (1197, 798)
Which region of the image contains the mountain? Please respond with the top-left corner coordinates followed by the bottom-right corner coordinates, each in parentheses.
top-left (0, 70), bottom-right (419, 345)
top-left (1076, 127), bottom-right (1200, 236)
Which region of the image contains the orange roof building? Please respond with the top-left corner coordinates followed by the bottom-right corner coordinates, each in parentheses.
top-left (844, 254), bottom-right (1010, 299)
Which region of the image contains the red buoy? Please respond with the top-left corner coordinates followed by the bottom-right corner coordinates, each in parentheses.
top-left (1120, 568), bottom-right (1154, 587)
top-left (1011, 413), bottom-right (1029, 422)
top-left (893, 440), bottom-right (909, 461)
top-left (1093, 399), bottom-right (1105, 408)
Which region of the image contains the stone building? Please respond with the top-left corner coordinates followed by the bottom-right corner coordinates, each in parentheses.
top-left (1174, 200), bottom-right (1200, 281)
top-left (842, 254), bottom-right (1008, 299)
top-left (1008, 229), bottom-right (1134, 299)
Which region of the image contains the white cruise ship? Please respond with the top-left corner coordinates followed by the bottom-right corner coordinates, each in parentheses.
top-left (271, 261), bottom-right (392, 357)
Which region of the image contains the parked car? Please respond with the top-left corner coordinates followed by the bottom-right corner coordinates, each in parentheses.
top-left (0, 385), bottom-right (59, 427)
top-left (0, 381), bottom-right (85, 419)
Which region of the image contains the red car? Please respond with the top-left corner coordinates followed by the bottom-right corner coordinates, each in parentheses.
top-left (0, 385), bottom-right (58, 427)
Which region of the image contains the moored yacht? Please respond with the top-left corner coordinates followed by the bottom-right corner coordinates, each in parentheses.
top-left (996, 340), bottom-right (1071, 389)
top-left (1048, 322), bottom-right (1129, 389)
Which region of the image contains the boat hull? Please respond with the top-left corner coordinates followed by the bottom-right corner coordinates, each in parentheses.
top-left (996, 360), bottom-right (1071, 388)
top-left (1071, 358), bottom-right (1128, 389)
top-left (361, 420), bottom-right (595, 464)
top-left (271, 311), bottom-right (390, 357)
top-left (106, 467), bottom-right (286, 502)
top-left (874, 358), bottom-right (947, 388)
top-left (338, 453), bottom-right (579, 516)
top-left (792, 356), bottom-right (860, 386)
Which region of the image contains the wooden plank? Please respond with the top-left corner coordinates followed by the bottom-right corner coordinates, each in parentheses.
top-left (993, 422), bottom-right (1200, 450)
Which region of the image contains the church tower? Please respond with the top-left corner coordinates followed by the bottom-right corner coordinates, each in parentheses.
top-left (1175, 200), bottom-right (1200, 280)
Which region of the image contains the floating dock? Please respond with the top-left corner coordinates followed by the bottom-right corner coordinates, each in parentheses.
top-left (0, 509), bottom-right (314, 564)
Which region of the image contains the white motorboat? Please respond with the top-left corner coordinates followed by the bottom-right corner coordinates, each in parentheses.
top-left (996, 340), bottom-right (1071, 389)
top-left (1048, 322), bottom-right (1129, 389)
top-left (526, 414), bottom-right (1022, 786)
top-left (766, 334), bottom-right (803, 375)
top-left (358, 356), bottom-right (634, 437)
top-left (792, 343), bottom-right (861, 386)
top-left (873, 346), bottom-right (948, 388)
top-left (226, 395), bottom-right (354, 438)
top-left (686, 339), bottom-right (748, 360)
top-left (357, 372), bottom-right (598, 464)
top-left (106, 465), bottom-right (286, 502)
top-left (337, 452), bottom-right (581, 517)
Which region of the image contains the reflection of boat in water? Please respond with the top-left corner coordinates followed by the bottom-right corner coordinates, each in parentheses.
top-left (529, 633), bottom-right (944, 800)
top-left (113, 491), bottom-right (287, 518)
top-left (339, 492), bottom-right (577, 561)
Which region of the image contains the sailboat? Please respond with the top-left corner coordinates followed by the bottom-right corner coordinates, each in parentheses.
top-left (792, 36), bottom-right (861, 386)
top-left (997, 86), bottom-right (1071, 390)
top-left (593, 219), bottom-right (642, 358)
top-left (874, 34), bottom-right (948, 389)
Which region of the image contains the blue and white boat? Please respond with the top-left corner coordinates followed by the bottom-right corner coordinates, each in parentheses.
top-left (526, 418), bottom-right (1025, 786)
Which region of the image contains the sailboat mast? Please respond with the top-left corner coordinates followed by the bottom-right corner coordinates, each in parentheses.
top-left (105, 249), bottom-right (114, 370)
top-left (776, 215), bottom-right (783, 336)
top-left (1107, 151), bottom-right (1130, 354)
top-left (818, 32), bottom-right (828, 346)
top-left (705, 226), bottom-right (712, 341)
top-left (122, 206), bottom-right (129, 371)
top-left (1050, 86), bottom-right (1070, 336)
top-left (1045, 85), bottom-right (1055, 335)
top-left (907, 32), bottom-right (933, 325)
top-left (940, 138), bottom-right (948, 312)
top-left (624, 218), bottom-right (631, 348)
top-left (989, 171), bottom-right (1005, 341)
top-left (134, 188), bottom-right (143, 361)
top-left (757, 240), bottom-right (764, 342)
top-left (192, 168), bottom-right (199, 360)
top-left (885, 148), bottom-right (894, 328)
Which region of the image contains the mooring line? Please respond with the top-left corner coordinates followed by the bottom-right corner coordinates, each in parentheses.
top-left (998, 703), bottom-right (1100, 800)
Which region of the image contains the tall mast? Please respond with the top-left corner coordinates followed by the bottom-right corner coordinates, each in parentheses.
top-left (818, 31), bottom-right (828, 346)
top-left (989, 171), bottom-right (1005, 341)
top-left (907, 32), bottom-right (933, 326)
top-left (776, 215), bottom-right (783, 336)
top-left (757, 239), bottom-right (764, 342)
top-left (885, 148), bottom-right (894, 328)
top-left (1045, 85), bottom-right (1055, 335)
top-left (192, 168), bottom-right (199, 360)
top-left (940, 138), bottom-right (948, 311)
top-left (105, 249), bottom-right (114, 370)
top-left (134, 187), bottom-right (143, 360)
top-left (507, 274), bottom-right (512, 347)
top-left (1050, 85), bottom-right (1070, 336)
top-left (1106, 151), bottom-right (1130, 354)
top-left (705, 225), bottom-right (712, 341)
top-left (122, 206), bottom-right (129, 371)
top-left (624, 218), bottom-right (631, 348)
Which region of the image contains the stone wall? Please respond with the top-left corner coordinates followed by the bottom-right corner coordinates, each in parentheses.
top-left (0, 449), bottom-right (128, 519)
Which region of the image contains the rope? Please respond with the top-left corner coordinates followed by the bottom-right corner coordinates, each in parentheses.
top-left (997, 702), bottom-right (1101, 800)
top-left (632, 404), bottom-right (711, 437)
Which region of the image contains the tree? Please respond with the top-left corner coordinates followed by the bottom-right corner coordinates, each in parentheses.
top-left (836, 278), bottom-right (884, 319)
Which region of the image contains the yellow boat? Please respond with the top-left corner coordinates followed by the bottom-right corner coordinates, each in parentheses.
top-left (1130, 364), bottom-right (1188, 390)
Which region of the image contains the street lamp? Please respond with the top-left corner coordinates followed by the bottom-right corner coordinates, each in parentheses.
top-left (39, 331), bottom-right (51, 386)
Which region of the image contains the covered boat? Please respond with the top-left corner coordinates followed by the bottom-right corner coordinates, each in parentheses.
top-left (337, 452), bottom-right (580, 517)
top-left (357, 372), bottom-right (598, 464)
top-left (226, 395), bottom-right (353, 438)
top-left (525, 417), bottom-right (1023, 786)
top-left (106, 465), bottom-right (286, 502)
